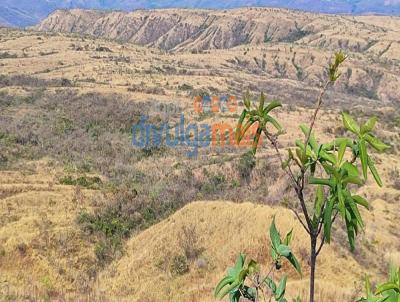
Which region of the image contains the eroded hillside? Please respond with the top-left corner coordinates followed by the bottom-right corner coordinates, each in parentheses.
top-left (33, 8), bottom-right (400, 59)
top-left (0, 19), bottom-right (399, 301)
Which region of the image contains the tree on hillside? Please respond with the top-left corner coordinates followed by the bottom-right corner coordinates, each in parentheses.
top-left (214, 52), bottom-right (391, 302)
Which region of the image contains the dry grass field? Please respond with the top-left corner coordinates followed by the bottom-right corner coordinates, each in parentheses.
top-left (0, 9), bottom-right (400, 301)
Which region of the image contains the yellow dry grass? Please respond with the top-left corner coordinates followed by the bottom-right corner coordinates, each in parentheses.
top-left (0, 25), bottom-right (399, 302)
top-left (0, 160), bottom-right (101, 300)
top-left (97, 199), bottom-right (399, 302)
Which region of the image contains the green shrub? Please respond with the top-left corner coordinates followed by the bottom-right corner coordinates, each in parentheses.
top-left (238, 151), bottom-right (256, 181)
top-left (59, 175), bottom-right (102, 189)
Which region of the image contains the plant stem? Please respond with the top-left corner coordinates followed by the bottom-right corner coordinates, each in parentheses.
top-left (310, 235), bottom-right (317, 302)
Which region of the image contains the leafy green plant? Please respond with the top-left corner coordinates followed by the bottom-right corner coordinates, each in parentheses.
top-left (216, 52), bottom-right (389, 302)
top-left (215, 219), bottom-right (301, 302)
top-left (357, 266), bottom-right (400, 302)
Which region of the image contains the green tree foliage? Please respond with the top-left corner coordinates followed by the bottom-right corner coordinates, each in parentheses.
top-left (215, 52), bottom-right (389, 302)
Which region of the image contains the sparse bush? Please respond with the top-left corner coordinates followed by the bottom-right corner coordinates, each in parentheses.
top-left (59, 175), bottom-right (102, 189)
top-left (16, 243), bottom-right (27, 256)
top-left (0, 52), bottom-right (18, 59)
top-left (178, 225), bottom-right (204, 262)
top-left (95, 46), bottom-right (112, 52)
top-left (238, 151), bottom-right (256, 181)
top-left (170, 255), bottom-right (189, 275)
top-left (0, 74), bottom-right (74, 88)
top-left (94, 241), bottom-right (113, 264)
top-left (201, 173), bottom-right (226, 194)
top-left (178, 83), bottom-right (194, 91)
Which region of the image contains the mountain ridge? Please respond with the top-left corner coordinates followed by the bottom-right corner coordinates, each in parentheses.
top-left (32, 7), bottom-right (400, 56)
top-left (1, 0), bottom-right (400, 28)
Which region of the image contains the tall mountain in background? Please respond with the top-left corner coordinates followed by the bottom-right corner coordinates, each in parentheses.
top-left (0, 0), bottom-right (400, 28)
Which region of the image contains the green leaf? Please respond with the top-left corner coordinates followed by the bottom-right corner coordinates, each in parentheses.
top-left (323, 137), bottom-right (353, 151)
top-left (251, 126), bottom-right (262, 155)
top-left (215, 276), bottom-right (234, 297)
top-left (321, 162), bottom-right (338, 178)
top-left (314, 185), bottom-right (324, 218)
top-left (375, 283), bottom-right (400, 295)
top-left (343, 176), bottom-right (364, 186)
top-left (320, 150), bottom-right (337, 165)
top-left (300, 125), bottom-right (318, 151)
top-left (324, 198), bottom-right (334, 243)
top-left (218, 280), bottom-right (241, 300)
top-left (236, 119), bottom-right (255, 144)
top-left (234, 254), bottom-right (246, 273)
top-left (263, 100), bottom-right (282, 114)
top-left (338, 140), bottom-right (347, 165)
top-left (367, 156), bottom-right (383, 187)
top-left (359, 140), bottom-right (368, 180)
top-left (286, 253), bottom-right (302, 276)
top-left (309, 177), bottom-right (332, 187)
top-left (270, 217), bottom-right (281, 250)
top-left (265, 115), bottom-right (283, 132)
top-left (264, 276), bottom-right (277, 293)
top-left (235, 110), bottom-right (248, 143)
top-left (296, 148), bottom-right (306, 165)
top-left (365, 134), bottom-right (389, 152)
top-left (353, 195), bottom-right (369, 209)
top-left (229, 290), bottom-right (241, 302)
top-left (247, 259), bottom-right (259, 274)
top-left (347, 194), bottom-right (364, 227)
top-left (243, 90), bottom-right (251, 109)
top-left (342, 112), bottom-right (360, 134)
top-left (275, 275), bottom-right (288, 300)
top-left (271, 247), bottom-right (278, 261)
top-left (277, 244), bottom-right (291, 257)
top-left (361, 117), bottom-right (377, 134)
top-left (242, 286), bottom-right (257, 301)
top-left (342, 162), bottom-right (359, 177)
top-left (345, 218), bottom-right (355, 251)
top-left (259, 92), bottom-right (265, 112)
top-left (283, 229), bottom-right (293, 246)
top-left (338, 185), bottom-right (346, 218)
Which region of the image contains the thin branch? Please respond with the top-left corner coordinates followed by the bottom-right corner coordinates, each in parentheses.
top-left (263, 128), bottom-right (314, 233)
top-left (303, 80), bottom-right (332, 150)
top-left (263, 130), bottom-right (298, 189)
top-left (316, 236), bottom-right (325, 256)
top-left (288, 205), bottom-right (311, 235)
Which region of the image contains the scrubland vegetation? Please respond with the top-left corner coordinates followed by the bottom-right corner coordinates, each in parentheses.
top-left (0, 14), bottom-right (399, 301)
